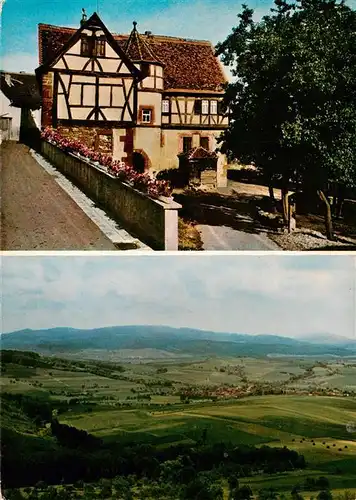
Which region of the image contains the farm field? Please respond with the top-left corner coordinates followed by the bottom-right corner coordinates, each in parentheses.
top-left (58, 393), bottom-right (356, 494)
top-left (3, 354), bottom-right (356, 395)
top-left (1, 350), bottom-right (356, 498)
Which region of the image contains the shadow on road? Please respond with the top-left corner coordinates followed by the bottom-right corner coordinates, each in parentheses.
top-left (173, 190), bottom-right (276, 236)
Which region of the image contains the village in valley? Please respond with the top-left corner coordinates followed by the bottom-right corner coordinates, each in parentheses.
top-left (1, 2), bottom-right (355, 251)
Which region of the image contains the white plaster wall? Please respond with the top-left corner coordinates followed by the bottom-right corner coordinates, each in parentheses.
top-left (53, 40), bottom-right (127, 74)
top-left (58, 95), bottom-right (69, 119)
top-left (53, 58), bottom-right (67, 70)
top-left (100, 58), bottom-right (123, 73)
top-left (70, 40), bottom-right (82, 55)
top-left (137, 91), bottom-right (162, 126)
top-left (141, 76), bottom-right (155, 88)
top-left (83, 85), bottom-right (96, 105)
top-left (112, 128), bottom-right (127, 161)
top-left (134, 127), bottom-right (162, 171)
top-left (0, 94), bottom-right (21, 140)
top-left (111, 86), bottom-right (125, 106)
top-left (68, 85), bottom-right (82, 105)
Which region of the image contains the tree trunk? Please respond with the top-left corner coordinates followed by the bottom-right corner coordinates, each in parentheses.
top-left (268, 184), bottom-right (277, 213)
top-left (335, 184), bottom-right (345, 218)
top-left (268, 184), bottom-right (275, 201)
top-left (317, 189), bottom-right (334, 240)
top-left (281, 185), bottom-right (289, 222)
top-left (336, 195), bottom-right (345, 218)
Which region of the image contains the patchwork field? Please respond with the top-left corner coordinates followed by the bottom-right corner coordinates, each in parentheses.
top-left (2, 351), bottom-right (356, 497)
top-left (59, 395), bottom-right (356, 492)
top-left (2, 355), bottom-right (356, 395)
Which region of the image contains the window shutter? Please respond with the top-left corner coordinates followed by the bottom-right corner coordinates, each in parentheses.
top-left (194, 100), bottom-right (202, 114)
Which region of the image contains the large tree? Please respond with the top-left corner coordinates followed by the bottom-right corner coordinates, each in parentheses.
top-left (216, 0), bottom-right (356, 239)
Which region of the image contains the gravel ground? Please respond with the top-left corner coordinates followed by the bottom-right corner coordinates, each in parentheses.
top-left (269, 229), bottom-right (356, 251)
top-left (1, 142), bottom-right (116, 250)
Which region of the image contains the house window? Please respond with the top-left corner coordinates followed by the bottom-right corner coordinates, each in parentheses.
top-left (142, 108), bottom-right (152, 123)
top-left (182, 136), bottom-right (192, 153)
top-left (210, 100), bottom-right (218, 114)
top-left (194, 100), bottom-right (202, 114)
top-left (200, 137), bottom-right (209, 150)
top-left (162, 99), bottom-right (170, 114)
top-left (202, 100), bottom-right (209, 115)
top-left (94, 38), bottom-right (105, 57)
top-left (81, 36), bottom-right (91, 56)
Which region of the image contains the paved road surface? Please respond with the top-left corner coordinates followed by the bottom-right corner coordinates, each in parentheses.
top-left (1, 142), bottom-right (116, 250)
top-left (197, 224), bottom-right (280, 251)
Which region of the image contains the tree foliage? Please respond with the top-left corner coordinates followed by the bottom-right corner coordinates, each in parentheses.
top-left (216, 0), bottom-right (356, 235)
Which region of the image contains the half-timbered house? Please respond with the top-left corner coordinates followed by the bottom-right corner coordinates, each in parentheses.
top-left (36, 11), bottom-right (229, 183)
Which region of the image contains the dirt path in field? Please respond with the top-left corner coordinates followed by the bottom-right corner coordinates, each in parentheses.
top-left (1, 141), bottom-right (116, 250)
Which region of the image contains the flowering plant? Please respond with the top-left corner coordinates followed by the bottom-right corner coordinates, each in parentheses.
top-left (41, 127), bottom-right (172, 198)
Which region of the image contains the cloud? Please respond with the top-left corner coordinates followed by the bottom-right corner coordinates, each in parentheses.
top-left (2, 254), bottom-right (355, 340)
top-left (0, 52), bottom-right (39, 73)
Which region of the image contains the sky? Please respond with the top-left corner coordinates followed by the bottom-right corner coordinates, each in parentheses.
top-left (2, 0), bottom-right (355, 74)
top-left (2, 254), bottom-right (355, 339)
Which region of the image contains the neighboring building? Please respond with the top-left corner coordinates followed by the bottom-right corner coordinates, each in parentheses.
top-left (36, 12), bottom-right (229, 183)
top-left (0, 71), bottom-right (41, 143)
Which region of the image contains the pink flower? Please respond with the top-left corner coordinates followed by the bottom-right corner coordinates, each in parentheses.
top-left (41, 127), bottom-right (172, 199)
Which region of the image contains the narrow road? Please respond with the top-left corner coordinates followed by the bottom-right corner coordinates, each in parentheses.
top-left (1, 142), bottom-right (116, 250)
top-left (197, 224), bottom-right (280, 251)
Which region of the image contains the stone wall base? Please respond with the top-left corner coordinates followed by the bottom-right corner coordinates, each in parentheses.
top-left (41, 141), bottom-right (181, 250)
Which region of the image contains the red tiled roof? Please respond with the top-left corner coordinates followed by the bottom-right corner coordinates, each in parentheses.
top-left (38, 23), bottom-right (227, 91)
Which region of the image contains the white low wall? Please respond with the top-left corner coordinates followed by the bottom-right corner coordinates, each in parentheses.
top-left (41, 141), bottom-right (181, 250)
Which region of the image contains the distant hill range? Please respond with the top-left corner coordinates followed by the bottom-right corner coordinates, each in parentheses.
top-left (297, 332), bottom-right (356, 349)
top-left (1, 326), bottom-right (355, 359)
